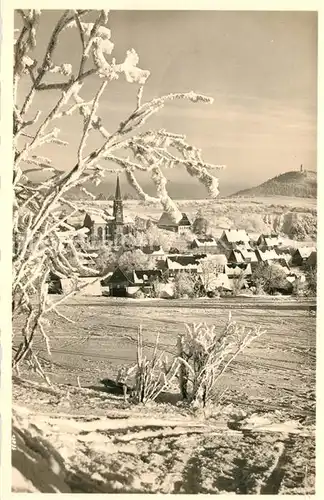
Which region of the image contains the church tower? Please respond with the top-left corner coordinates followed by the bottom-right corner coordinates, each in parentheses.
top-left (112, 174), bottom-right (124, 243)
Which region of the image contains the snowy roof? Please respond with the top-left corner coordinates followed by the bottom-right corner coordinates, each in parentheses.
top-left (225, 263), bottom-right (252, 277)
top-left (222, 229), bottom-right (250, 243)
top-left (166, 255), bottom-right (202, 270)
top-left (230, 250), bottom-right (245, 263)
top-left (264, 236), bottom-right (281, 247)
top-left (297, 247), bottom-right (316, 259)
top-left (193, 237), bottom-right (217, 247)
top-left (256, 249), bottom-right (280, 261)
top-left (88, 213), bottom-right (108, 224)
top-left (240, 249), bottom-right (258, 263)
top-left (258, 233), bottom-right (281, 247)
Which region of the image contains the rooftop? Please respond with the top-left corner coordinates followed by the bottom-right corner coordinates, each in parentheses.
top-left (296, 247), bottom-right (316, 259)
top-left (222, 229), bottom-right (250, 243)
top-left (157, 211), bottom-right (191, 227)
top-left (192, 237), bottom-right (217, 247)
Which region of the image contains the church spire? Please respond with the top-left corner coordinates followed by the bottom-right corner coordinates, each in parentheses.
top-left (113, 174), bottom-right (124, 228)
top-left (115, 174), bottom-right (122, 200)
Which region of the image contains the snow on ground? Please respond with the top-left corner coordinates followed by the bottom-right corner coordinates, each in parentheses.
top-left (12, 379), bottom-right (315, 494)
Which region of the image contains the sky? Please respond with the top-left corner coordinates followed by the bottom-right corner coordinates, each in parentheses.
top-left (15, 10), bottom-right (318, 197)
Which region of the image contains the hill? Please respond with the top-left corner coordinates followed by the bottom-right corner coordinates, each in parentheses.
top-left (231, 170), bottom-right (317, 199)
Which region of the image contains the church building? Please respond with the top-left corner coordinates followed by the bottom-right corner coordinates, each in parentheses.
top-left (83, 175), bottom-right (129, 245)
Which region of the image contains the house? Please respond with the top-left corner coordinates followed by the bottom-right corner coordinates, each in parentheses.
top-left (228, 248), bottom-right (258, 265)
top-left (157, 211), bottom-right (191, 234)
top-left (240, 249), bottom-right (258, 263)
top-left (275, 248), bottom-right (292, 264)
top-left (158, 254), bottom-right (207, 276)
top-left (256, 233), bottom-right (282, 249)
top-left (198, 272), bottom-right (232, 293)
top-left (291, 247), bottom-right (317, 267)
top-left (255, 248), bottom-right (281, 264)
top-left (83, 212), bottom-right (111, 243)
top-left (225, 263), bottom-right (252, 278)
top-left (191, 237), bottom-right (218, 253)
top-left (104, 267), bottom-right (164, 297)
top-left (219, 229), bottom-right (250, 250)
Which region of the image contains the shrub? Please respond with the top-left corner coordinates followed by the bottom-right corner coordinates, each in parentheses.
top-left (231, 272), bottom-right (245, 296)
top-left (177, 316), bottom-right (266, 407)
top-left (120, 327), bottom-right (179, 404)
top-left (173, 272), bottom-right (197, 299)
top-left (305, 267), bottom-right (317, 296)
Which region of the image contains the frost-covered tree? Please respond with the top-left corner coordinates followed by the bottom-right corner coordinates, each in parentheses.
top-left (305, 267), bottom-right (317, 296)
top-left (118, 249), bottom-right (153, 272)
top-left (174, 272), bottom-right (197, 299)
top-left (192, 209), bottom-right (209, 235)
top-left (13, 10), bottom-right (224, 377)
top-left (250, 263), bottom-right (288, 294)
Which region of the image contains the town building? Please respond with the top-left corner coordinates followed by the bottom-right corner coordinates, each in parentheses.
top-left (158, 254), bottom-right (207, 277)
top-left (219, 229), bottom-right (251, 250)
top-left (256, 233), bottom-right (282, 249)
top-left (103, 267), bottom-right (164, 297)
top-left (228, 248), bottom-right (258, 265)
top-left (157, 211), bottom-right (192, 234)
top-left (197, 272), bottom-right (232, 294)
top-left (275, 247), bottom-right (292, 264)
top-left (225, 263), bottom-right (253, 278)
top-left (255, 248), bottom-right (281, 264)
top-left (83, 175), bottom-right (131, 245)
top-left (190, 237), bottom-right (219, 254)
top-left (291, 247), bottom-right (317, 267)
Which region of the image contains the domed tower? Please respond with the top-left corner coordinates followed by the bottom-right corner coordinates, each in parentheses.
top-left (112, 174), bottom-right (124, 243)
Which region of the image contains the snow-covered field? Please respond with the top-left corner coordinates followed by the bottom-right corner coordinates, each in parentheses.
top-left (12, 298), bottom-right (316, 493)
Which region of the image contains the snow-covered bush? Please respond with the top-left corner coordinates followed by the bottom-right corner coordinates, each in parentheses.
top-left (121, 327), bottom-right (179, 404)
top-left (177, 317), bottom-right (266, 407)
